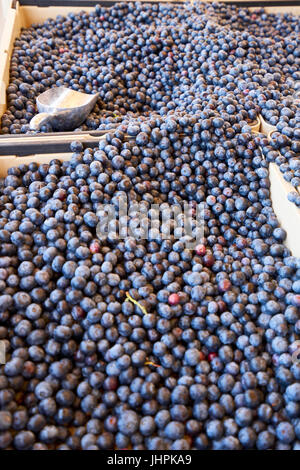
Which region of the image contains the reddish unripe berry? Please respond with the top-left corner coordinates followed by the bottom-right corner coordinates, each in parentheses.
top-left (103, 377), bottom-right (118, 391)
top-left (23, 361), bottom-right (36, 378)
top-left (71, 305), bottom-right (85, 321)
top-left (199, 351), bottom-right (205, 361)
top-left (203, 254), bottom-right (215, 267)
top-left (56, 189), bottom-right (66, 201)
top-left (16, 392), bottom-right (25, 404)
top-left (90, 241), bottom-right (101, 254)
top-left (144, 181), bottom-right (151, 191)
top-left (168, 293), bottom-right (180, 305)
top-left (208, 352), bottom-right (218, 362)
top-left (195, 244), bottom-right (206, 256)
top-left (218, 279), bottom-right (232, 293)
top-left (74, 350), bottom-right (85, 363)
top-left (217, 300), bottom-right (227, 313)
top-left (184, 436), bottom-right (193, 446)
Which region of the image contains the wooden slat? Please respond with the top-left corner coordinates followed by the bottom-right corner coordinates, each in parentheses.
top-left (258, 117), bottom-right (300, 258)
top-left (269, 163), bottom-right (300, 258)
top-left (0, 131), bottom-right (107, 155)
top-left (0, 152), bottom-right (72, 177)
top-left (0, 2), bottom-right (18, 117)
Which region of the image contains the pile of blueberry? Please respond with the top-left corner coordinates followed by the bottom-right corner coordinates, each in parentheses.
top-left (1, 2), bottom-right (299, 207)
top-left (1, 2), bottom-right (299, 136)
top-left (0, 109), bottom-right (300, 450)
top-left (0, 1), bottom-right (299, 451)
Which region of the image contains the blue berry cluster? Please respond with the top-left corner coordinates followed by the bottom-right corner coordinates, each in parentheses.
top-left (0, 1), bottom-right (299, 451)
top-left (0, 2), bottom-right (299, 136)
top-left (257, 130), bottom-right (300, 207)
top-left (0, 111), bottom-right (299, 450)
top-left (2, 2), bottom-right (299, 207)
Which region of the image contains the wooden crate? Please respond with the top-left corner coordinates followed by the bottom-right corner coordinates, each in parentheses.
top-left (0, 0), bottom-right (197, 118)
top-left (0, 0), bottom-right (13, 47)
top-left (1, 0), bottom-right (300, 117)
top-left (269, 163), bottom-right (300, 258)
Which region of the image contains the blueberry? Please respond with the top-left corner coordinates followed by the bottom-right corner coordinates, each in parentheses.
top-left (286, 384), bottom-right (300, 402)
top-left (184, 348), bottom-right (201, 366)
top-left (238, 427), bottom-right (256, 449)
top-left (0, 411), bottom-right (12, 431)
top-left (276, 422), bottom-right (295, 444)
top-left (4, 358), bottom-right (23, 377)
top-left (0, 431), bottom-right (12, 449)
top-left (257, 431), bottom-right (275, 450)
top-left (164, 421), bottom-right (185, 440)
top-left (117, 410), bottom-right (139, 436)
top-left (0, 295), bottom-right (13, 311)
top-left (35, 382), bottom-right (53, 400)
top-left (206, 419), bottom-right (224, 440)
top-left (140, 416), bottom-right (156, 437)
top-left (14, 431), bottom-right (35, 450)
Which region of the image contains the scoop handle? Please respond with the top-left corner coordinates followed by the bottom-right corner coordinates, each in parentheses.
top-left (29, 113), bottom-right (53, 131)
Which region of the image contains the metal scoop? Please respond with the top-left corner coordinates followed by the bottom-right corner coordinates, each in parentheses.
top-left (29, 87), bottom-right (100, 132)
